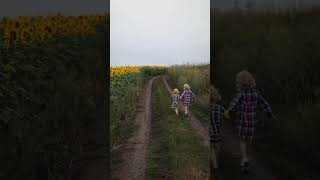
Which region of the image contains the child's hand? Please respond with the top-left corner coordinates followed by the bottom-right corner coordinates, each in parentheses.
top-left (268, 112), bottom-right (277, 120)
top-left (224, 111), bottom-right (230, 119)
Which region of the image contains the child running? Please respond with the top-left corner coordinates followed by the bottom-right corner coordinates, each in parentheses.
top-left (180, 84), bottom-right (196, 117)
top-left (225, 70), bottom-right (276, 173)
top-left (171, 88), bottom-right (180, 116)
top-left (210, 86), bottom-right (229, 178)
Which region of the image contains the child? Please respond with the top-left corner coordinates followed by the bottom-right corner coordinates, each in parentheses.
top-left (210, 86), bottom-right (229, 178)
top-left (171, 88), bottom-right (180, 116)
top-left (180, 84), bottom-right (196, 117)
top-left (225, 70), bottom-right (275, 173)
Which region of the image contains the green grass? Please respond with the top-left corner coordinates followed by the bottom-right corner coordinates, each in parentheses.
top-left (213, 10), bottom-right (320, 179)
top-left (147, 78), bottom-right (209, 179)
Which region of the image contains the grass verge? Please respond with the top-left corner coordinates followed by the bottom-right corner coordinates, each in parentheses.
top-left (147, 78), bottom-right (209, 179)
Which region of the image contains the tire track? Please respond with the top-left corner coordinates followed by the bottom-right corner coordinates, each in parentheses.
top-left (112, 77), bottom-right (156, 180)
top-left (162, 77), bottom-right (209, 147)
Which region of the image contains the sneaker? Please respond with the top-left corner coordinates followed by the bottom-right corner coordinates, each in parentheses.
top-left (185, 112), bottom-right (189, 117)
top-left (241, 161), bottom-right (250, 174)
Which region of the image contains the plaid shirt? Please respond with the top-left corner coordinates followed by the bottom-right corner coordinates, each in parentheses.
top-left (171, 94), bottom-right (180, 108)
top-left (210, 104), bottom-right (225, 144)
top-left (180, 90), bottom-right (195, 105)
top-left (227, 86), bottom-right (272, 139)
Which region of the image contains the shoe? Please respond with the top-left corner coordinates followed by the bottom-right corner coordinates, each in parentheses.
top-left (241, 161), bottom-right (250, 174)
top-left (185, 112), bottom-right (189, 117)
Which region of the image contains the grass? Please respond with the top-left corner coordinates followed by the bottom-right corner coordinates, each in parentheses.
top-left (147, 78), bottom-right (209, 179)
top-left (166, 64), bottom-right (210, 127)
top-left (212, 10), bottom-right (320, 179)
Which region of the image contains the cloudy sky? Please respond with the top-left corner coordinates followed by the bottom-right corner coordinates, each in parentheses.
top-left (111, 0), bottom-right (210, 66)
top-left (0, 0), bottom-right (109, 16)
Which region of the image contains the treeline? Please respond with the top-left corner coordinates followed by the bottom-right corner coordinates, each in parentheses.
top-left (212, 10), bottom-right (320, 176)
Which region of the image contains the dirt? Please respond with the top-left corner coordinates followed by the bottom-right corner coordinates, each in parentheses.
top-left (163, 77), bottom-right (280, 180)
top-left (112, 77), bottom-right (156, 180)
top-left (221, 121), bottom-right (279, 180)
top-left (162, 77), bottom-right (209, 147)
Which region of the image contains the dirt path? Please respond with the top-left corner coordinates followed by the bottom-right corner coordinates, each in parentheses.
top-left (112, 77), bottom-right (156, 180)
top-left (163, 77), bottom-right (279, 180)
top-left (220, 121), bottom-right (279, 180)
top-left (162, 77), bottom-right (209, 147)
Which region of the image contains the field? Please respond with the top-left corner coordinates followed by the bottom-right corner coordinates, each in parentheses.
top-left (111, 64), bottom-right (210, 179)
top-left (110, 66), bottom-right (167, 149)
top-left (0, 14), bottom-right (109, 180)
top-left (212, 9), bottom-right (320, 179)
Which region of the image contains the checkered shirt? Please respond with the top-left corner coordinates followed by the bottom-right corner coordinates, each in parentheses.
top-left (180, 90), bottom-right (195, 106)
top-left (227, 86), bottom-right (272, 140)
top-left (210, 104), bottom-right (225, 144)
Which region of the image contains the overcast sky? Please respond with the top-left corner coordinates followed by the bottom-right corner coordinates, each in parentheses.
top-left (111, 0), bottom-right (210, 66)
top-left (0, 0), bottom-right (109, 16)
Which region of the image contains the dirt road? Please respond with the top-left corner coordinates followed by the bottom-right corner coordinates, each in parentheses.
top-left (162, 77), bottom-right (209, 147)
top-left (112, 77), bottom-right (156, 180)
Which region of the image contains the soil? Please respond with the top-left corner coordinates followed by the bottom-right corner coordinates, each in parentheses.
top-left (112, 77), bottom-right (156, 180)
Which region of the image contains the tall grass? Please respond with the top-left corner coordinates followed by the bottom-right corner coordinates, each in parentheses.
top-left (167, 64), bottom-right (210, 125)
top-left (147, 78), bottom-right (209, 179)
top-left (212, 10), bottom-right (320, 176)
top-left (0, 21), bottom-right (109, 180)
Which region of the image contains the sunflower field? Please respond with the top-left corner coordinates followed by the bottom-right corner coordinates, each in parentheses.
top-left (0, 14), bottom-right (109, 180)
top-left (110, 66), bottom-right (167, 150)
top-left (0, 14), bottom-right (108, 48)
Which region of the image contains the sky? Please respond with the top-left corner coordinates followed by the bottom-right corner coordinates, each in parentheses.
top-left (0, 0), bottom-right (109, 16)
top-left (111, 0), bottom-right (210, 66)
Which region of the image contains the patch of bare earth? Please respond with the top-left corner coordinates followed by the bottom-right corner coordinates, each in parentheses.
top-left (112, 77), bottom-right (156, 180)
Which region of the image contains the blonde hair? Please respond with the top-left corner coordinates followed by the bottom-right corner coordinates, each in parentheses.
top-left (210, 86), bottom-right (221, 103)
top-left (173, 88), bottom-right (179, 94)
top-left (183, 84), bottom-right (190, 90)
top-left (236, 70), bottom-right (256, 88)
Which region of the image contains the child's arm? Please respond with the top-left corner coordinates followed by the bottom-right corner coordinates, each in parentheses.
top-left (180, 91), bottom-right (185, 99)
top-left (227, 91), bottom-right (242, 111)
top-left (257, 92), bottom-right (276, 120)
top-left (190, 90), bottom-right (196, 98)
top-left (221, 106), bottom-right (230, 119)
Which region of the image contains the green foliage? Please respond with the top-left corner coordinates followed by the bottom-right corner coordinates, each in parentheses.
top-left (0, 21), bottom-right (109, 180)
top-left (212, 11), bottom-right (320, 174)
top-left (110, 66), bottom-right (167, 150)
top-left (167, 64), bottom-right (210, 125)
top-left (167, 65), bottom-right (209, 96)
top-left (147, 78), bottom-right (209, 179)
top-left (141, 67), bottom-right (167, 77)
top-left (110, 73), bottom-right (143, 149)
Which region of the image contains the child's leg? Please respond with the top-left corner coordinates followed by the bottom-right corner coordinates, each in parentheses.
top-left (184, 105), bottom-right (188, 114)
top-left (210, 144), bottom-right (219, 169)
top-left (215, 143), bottom-right (221, 165)
top-left (175, 108), bottom-right (179, 116)
top-left (240, 138), bottom-right (249, 164)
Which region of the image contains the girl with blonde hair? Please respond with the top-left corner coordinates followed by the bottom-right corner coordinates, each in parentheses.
top-left (225, 70), bottom-right (276, 173)
top-left (180, 84), bottom-right (196, 117)
top-left (171, 88), bottom-right (180, 116)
